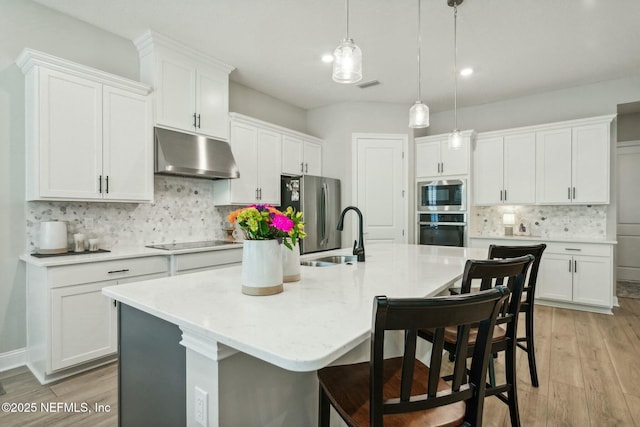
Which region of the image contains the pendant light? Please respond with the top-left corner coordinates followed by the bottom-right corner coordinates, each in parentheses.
top-left (409, 0), bottom-right (429, 128)
top-left (333, 0), bottom-right (362, 84)
top-left (448, 0), bottom-right (463, 149)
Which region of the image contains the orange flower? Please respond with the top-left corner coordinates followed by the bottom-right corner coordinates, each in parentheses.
top-left (227, 208), bottom-right (242, 224)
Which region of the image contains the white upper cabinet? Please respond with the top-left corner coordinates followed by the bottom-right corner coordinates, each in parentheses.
top-left (536, 116), bottom-right (613, 204)
top-left (282, 135), bottom-right (323, 176)
top-left (472, 115), bottom-right (614, 207)
top-left (473, 132), bottom-right (536, 205)
top-left (135, 30), bottom-right (234, 141)
top-left (213, 115), bottom-right (282, 205)
top-left (103, 86), bottom-right (153, 201)
top-left (535, 128), bottom-right (572, 203)
top-left (17, 49), bottom-right (153, 203)
top-left (415, 132), bottom-right (471, 179)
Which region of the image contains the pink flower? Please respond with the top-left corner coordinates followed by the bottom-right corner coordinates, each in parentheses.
top-left (271, 214), bottom-right (294, 232)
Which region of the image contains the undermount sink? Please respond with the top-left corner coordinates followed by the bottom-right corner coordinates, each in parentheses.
top-left (300, 255), bottom-right (358, 267)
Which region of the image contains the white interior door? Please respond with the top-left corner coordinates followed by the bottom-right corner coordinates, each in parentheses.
top-left (354, 134), bottom-right (408, 244)
top-left (617, 143), bottom-right (640, 282)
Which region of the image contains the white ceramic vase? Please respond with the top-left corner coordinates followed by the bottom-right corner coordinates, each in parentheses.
top-left (242, 239), bottom-right (283, 296)
top-left (282, 242), bottom-right (301, 282)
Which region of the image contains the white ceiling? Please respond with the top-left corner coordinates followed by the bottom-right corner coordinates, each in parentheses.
top-left (33, 0), bottom-right (640, 112)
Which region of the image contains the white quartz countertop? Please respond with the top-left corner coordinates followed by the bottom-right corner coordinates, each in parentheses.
top-left (20, 243), bottom-right (243, 267)
top-left (469, 234), bottom-right (617, 245)
top-left (103, 243), bottom-right (487, 372)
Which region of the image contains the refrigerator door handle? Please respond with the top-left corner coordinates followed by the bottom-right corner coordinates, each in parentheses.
top-left (321, 182), bottom-right (329, 246)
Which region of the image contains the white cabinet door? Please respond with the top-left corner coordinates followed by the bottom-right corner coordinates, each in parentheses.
top-left (196, 67), bottom-right (229, 140)
top-left (537, 253), bottom-right (573, 302)
top-left (473, 137), bottom-right (503, 205)
top-left (415, 140), bottom-right (440, 178)
top-left (503, 132), bottom-right (536, 204)
top-left (572, 123), bottom-right (609, 204)
top-left (228, 122), bottom-right (259, 204)
top-left (50, 281), bottom-right (117, 371)
top-left (39, 68), bottom-right (103, 200)
top-left (257, 129), bottom-right (281, 204)
top-left (536, 128), bottom-right (572, 204)
top-left (440, 139), bottom-right (468, 176)
top-left (572, 255), bottom-right (611, 307)
top-left (282, 135), bottom-right (303, 175)
top-left (303, 140), bottom-right (322, 176)
top-left (155, 55), bottom-right (197, 132)
top-left (103, 86), bottom-right (153, 202)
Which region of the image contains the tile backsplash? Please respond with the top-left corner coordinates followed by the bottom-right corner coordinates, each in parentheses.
top-left (470, 205), bottom-right (607, 239)
top-left (27, 176), bottom-right (236, 251)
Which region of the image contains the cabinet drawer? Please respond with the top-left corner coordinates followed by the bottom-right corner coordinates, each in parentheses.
top-left (174, 248), bottom-right (242, 273)
top-left (544, 242), bottom-right (611, 257)
top-left (48, 256), bottom-right (169, 288)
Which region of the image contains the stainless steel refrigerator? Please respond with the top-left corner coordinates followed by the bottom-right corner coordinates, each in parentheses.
top-left (280, 175), bottom-right (341, 254)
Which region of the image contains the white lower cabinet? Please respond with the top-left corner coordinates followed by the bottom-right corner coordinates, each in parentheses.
top-left (537, 249), bottom-right (612, 308)
top-left (172, 247), bottom-right (243, 275)
top-left (50, 281), bottom-right (118, 371)
top-left (25, 248), bottom-right (245, 383)
top-left (469, 238), bottom-right (614, 313)
top-left (26, 256), bottom-right (169, 384)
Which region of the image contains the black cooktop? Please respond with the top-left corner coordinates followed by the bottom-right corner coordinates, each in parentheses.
top-left (146, 240), bottom-right (241, 250)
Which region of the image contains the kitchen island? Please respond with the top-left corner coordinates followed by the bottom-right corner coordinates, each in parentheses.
top-left (103, 243), bottom-right (487, 427)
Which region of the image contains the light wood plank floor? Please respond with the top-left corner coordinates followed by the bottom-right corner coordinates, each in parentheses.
top-left (0, 298), bottom-right (639, 426)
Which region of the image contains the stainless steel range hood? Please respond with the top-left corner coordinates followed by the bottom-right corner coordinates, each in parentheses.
top-left (154, 127), bottom-right (240, 180)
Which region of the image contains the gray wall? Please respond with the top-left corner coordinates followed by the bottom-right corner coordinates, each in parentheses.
top-left (426, 75), bottom-right (640, 135)
top-left (229, 81), bottom-right (308, 134)
top-left (618, 112), bottom-right (640, 142)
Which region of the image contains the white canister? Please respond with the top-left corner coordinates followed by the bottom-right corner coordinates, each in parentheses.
top-left (39, 221), bottom-right (68, 254)
top-left (282, 242), bottom-right (301, 282)
top-left (73, 234), bottom-right (86, 252)
top-left (88, 238), bottom-right (100, 252)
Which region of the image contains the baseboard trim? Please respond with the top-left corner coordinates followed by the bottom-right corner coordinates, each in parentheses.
top-left (0, 348), bottom-right (27, 373)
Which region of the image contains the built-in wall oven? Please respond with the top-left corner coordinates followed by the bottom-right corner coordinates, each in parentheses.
top-left (418, 212), bottom-right (466, 247)
top-left (417, 179), bottom-right (466, 212)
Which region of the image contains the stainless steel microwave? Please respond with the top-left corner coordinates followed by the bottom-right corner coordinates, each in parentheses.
top-left (417, 179), bottom-right (466, 212)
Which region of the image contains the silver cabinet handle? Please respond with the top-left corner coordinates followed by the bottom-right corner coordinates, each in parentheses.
top-left (98, 175), bottom-right (102, 193)
top-left (193, 113), bottom-right (197, 128)
top-left (574, 260), bottom-right (577, 272)
top-left (255, 188), bottom-right (259, 199)
top-left (568, 187), bottom-right (571, 200)
top-left (500, 190), bottom-right (503, 201)
top-left (108, 269), bottom-right (130, 274)
top-left (105, 176), bottom-right (109, 194)
top-left (565, 248), bottom-right (582, 251)
top-left (504, 189), bottom-right (507, 201)
top-left (259, 188), bottom-right (262, 199)
top-left (305, 163), bottom-right (308, 173)
top-left (301, 162), bottom-right (304, 173)
top-left (197, 114), bottom-right (201, 129)
top-left (573, 187), bottom-right (576, 199)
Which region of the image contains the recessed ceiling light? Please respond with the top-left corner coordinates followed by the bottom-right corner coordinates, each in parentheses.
top-left (321, 54), bottom-right (334, 63)
top-left (460, 67), bottom-right (474, 77)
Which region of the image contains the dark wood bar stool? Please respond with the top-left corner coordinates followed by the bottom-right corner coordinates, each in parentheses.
top-left (317, 288), bottom-right (510, 427)
top-left (419, 255), bottom-right (534, 427)
top-left (487, 244), bottom-right (546, 387)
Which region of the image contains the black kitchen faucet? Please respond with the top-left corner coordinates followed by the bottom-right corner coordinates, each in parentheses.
top-left (337, 206), bottom-right (365, 262)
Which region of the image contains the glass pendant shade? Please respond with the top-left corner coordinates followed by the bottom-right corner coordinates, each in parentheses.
top-left (448, 129), bottom-right (462, 150)
top-left (332, 38), bottom-right (362, 84)
top-left (409, 101), bottom-right (430, 128)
